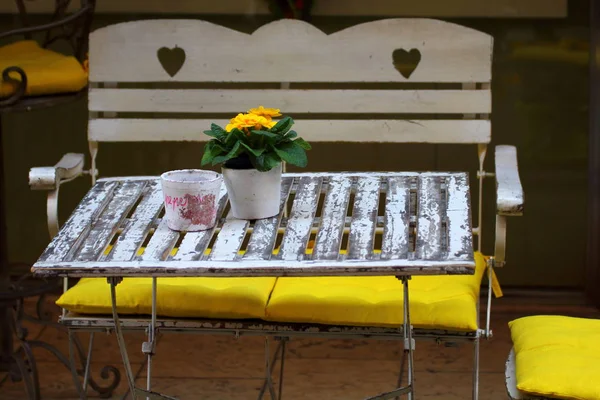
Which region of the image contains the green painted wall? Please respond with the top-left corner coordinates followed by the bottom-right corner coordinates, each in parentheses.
top-left (0, 8), bottom-right (590, 287)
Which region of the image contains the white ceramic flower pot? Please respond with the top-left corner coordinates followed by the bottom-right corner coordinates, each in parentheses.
top-left (160, 169), bottom-right (223, 231)
top-left (222, 163), bottom-right (282, 220)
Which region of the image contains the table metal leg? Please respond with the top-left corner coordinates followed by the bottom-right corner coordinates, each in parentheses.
top-left (109, 277), bottom-right (176, 400)
top-left (365, 276), bottom-right (415, 400)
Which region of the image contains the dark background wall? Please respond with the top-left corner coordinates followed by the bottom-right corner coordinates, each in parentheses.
top-left (0, 2), bottom-right (590, 288)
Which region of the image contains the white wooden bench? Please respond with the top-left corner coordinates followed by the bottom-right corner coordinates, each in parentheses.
top-left (29, 18), bottom-right (524, 399)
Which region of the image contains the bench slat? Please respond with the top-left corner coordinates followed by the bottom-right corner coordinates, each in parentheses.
top-left (347, 177), bottom-right (380, 260)
top-left (243, 177), bottom-right (294, 261)
top-left (276, 176), bottom-right (322, 261)
top-left (89, 88), bottom-right (492, 114)
top-left (75, 181), bottom-right (147, 262)
top-left (171, 184), bottom-right (229, 261)
top-left (89, 19), bottom-right (492, 83)
top-left (106, 181), bottom-right (163, 261)
top-left (139, 219), bottom-right (180, 261)
top-left (415, 176), bottom-right (443, 260)
top-left (312, 177), bottom-right (353, 260)
top-left (88, 119), bottom-right (491, 144)
top-left (39, 181), bottom-right (118, 263)
top-left (381, 176), bottom-right (412, 260)
top-left (446, 174), bottom-right (473, 260)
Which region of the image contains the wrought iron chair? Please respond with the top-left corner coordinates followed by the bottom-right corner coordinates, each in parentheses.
top-left (0, 1), bottom-right (120, 398)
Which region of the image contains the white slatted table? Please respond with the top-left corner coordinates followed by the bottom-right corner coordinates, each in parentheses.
top-left (32, 172), bottom-right (476, 400)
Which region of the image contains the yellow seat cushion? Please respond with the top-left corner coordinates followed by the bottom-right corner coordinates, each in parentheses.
top-left (56, 277), bottom-right (277, 319)
top-left (509, 315), bottom-right (600, 400)
top-left (264, 251), bottom-right (486, 331)
top-left (0, 40), bottom-right (88, 98)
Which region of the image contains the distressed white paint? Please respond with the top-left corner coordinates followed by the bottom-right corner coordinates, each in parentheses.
top-left (312, 177), bottom-right (353, 260)
top-left (106, 181), bottom-right (164, 261)
top-left (445, 174), bottom-right (474, 260)
top-left (171, 184), bottom-right (229, 261)
top-left (381, 177), bottom-right (411, 260)
top-left (139, 219), bottom-right (180, 261)
top-left (495, 145), bottom-right (524, 216)
top-left (75, 181), bottom-right (147, 262)
top-left (33, 258), bottom-right (475, 278)
top-left (89, 19), bottom-right (492, 83)
top-left (347, 177), bottom-right (380, 260)
top-left (39, 181), bottom-right (118, 262)
top-left (244, 178), bottom-right (294, 260)
top-left (207, 212), bottom-right (249, 261)
top-left (89, 88), bottom-right (492, 114)
top-left (89, 119), bottom-right (491, 144)
top-left (415, 176), bottom-right (443, 260)
top-left (276, 177), bottom-right (322, 261)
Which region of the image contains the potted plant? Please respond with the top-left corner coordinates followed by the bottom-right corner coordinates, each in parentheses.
top-left (201, 106), bottom-right (311, 220)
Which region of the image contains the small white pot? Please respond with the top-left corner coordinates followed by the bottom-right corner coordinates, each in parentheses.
top-left (160, 169), bottom-right (223, 231)
top-left (222, 163), bottom-right (282, 220)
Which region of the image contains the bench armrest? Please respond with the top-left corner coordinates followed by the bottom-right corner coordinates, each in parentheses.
top-left (29, 153), bottom-right (86, 238)
top-left (495, 145), bottom-right (524, 216)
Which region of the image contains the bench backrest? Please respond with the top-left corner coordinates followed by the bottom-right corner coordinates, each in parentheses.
top-left (87, 18), bottom-right (493, 147)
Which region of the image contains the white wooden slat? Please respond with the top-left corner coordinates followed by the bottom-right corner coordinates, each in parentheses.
top-left (243, 177), bottom-right (294, 260)
top-left (415, 176), bottom-right (444, 260)
top-left (207, 214), bottom-right (249, 261)
top-left (74, 181), bottom-right (147, 262)
top-left (495, 145), bottom-right (524, 216)
top-left (170, 184), bottom-right (229, 261)
top-left (89, 88), bottom-right (492, 114)
top-left (347, 177), bottom-right (380, 260)
top-left (277, 176), bottom-right (322, 261)
top-left (312, 177), bottom-right (353, 260)
top-left (445, 174), bottom-right (474, 261)
top-left (89, 19), bottom-right (492, 83)
top-left (39, 181), bottom-right (118, 262)
top-left (89, 119), bottom-right (491, 144)
top-left (139, 219), bottom-right (180, 261)
top-left (381, 176), bottom-right (412, 260)
top-left (105, 180), bottom-right (164, 261)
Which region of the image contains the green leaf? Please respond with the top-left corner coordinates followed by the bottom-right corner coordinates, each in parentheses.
top-left (293, 137), bottom-right (311, 150)
top-left (280, 130), bottom-right (297, 141)
top-left (262, 152), bottom-right (282, 171)
top-left (272, 141), bottom-right (308, 168)
top-left (212, 141), bottom-right (242, 165)
top-left (240, 142), bottom-right (266, 157)
top-left (250, 130), bottom-right (278, 139)
top-left (203, 124), bottom-right (227, 141)
top-left (201, 141), bottom-right (225, 166)
top-left (270, 116), bottom-right (294, 134)
top-left (225, 128), bottom-right (246, 146)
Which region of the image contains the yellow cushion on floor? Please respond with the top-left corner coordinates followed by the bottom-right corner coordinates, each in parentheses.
top-left (56, 277), bottom-right (277, 319)
top-left (264, 251), bottom-right (486, 331)
top-left (0, 40), bottom-right (88, 98)
top-left (509, 315), bottom-right (600, 400)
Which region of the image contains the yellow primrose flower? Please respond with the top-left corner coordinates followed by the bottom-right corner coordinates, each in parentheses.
top-left (248, 106), bottom-right (282, 119)
top-left (225, 112), bottom-right (271, 132)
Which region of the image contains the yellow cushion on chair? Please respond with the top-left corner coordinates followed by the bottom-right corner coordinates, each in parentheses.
top-left (509, 315), bottom-right (600, 400)
top-left (264, 251), bottom-right (486, 331)
top-left (0, 40), bottom-right (88, 98)
top-left (56, 277), bottom-right (277, 319)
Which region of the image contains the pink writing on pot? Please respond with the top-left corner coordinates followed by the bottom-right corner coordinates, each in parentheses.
top-left (165, 194), bottom-right (207, 210)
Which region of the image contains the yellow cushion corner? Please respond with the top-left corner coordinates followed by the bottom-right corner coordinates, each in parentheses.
top-left (0, 40), bottom-right (88, 98)
top-left (56, 277), bottom-right (277, 320)
top-left (264, 251), bottom-right (486, 332)
top-left (509, 315), bottom-right (600, 400)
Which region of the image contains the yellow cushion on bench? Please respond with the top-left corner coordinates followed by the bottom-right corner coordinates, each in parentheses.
top-left (56, 277), bottom-right (277, 319)
top-left (264, 251), bottom-right (486, 331)
top-left (0, 40), bottom-right (88, 98)
top-left (509, 315), bottom-right (600, 400)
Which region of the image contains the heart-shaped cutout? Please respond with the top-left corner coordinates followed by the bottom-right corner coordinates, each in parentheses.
top-left (157, 46), bottom-right (186, 77)
top-left (392, 48), bottom-right (421, 79)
